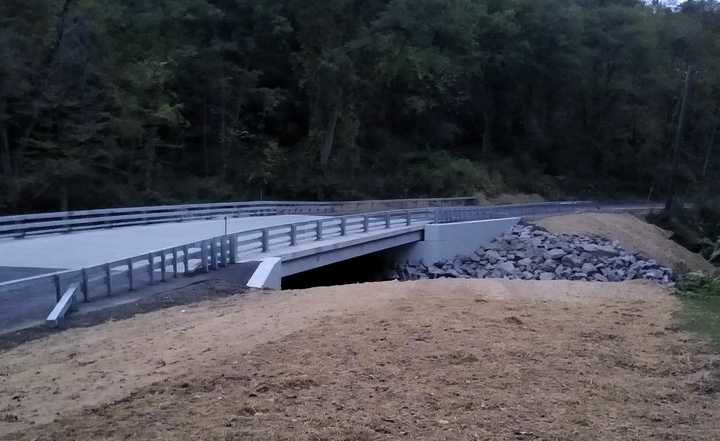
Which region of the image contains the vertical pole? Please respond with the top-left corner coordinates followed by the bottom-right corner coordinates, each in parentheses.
top-left (229, 235), bottom-right (238, 264)
top-left (105, 263), bottom-right (112, 296)
top-left (406, 211), bottom-right (412, 226)
top-left (385, 213), bottom-right (391, 229)
top-left (262, 229), bottom-right (270, 252)
top-left (183, 245), bottom-right (190, 275)
top-left (160, 252), bottom-right (167, 282)
top-left (290, 224), bottom-right (297, 246)
top-left (172, 248), bottom-right (179, 277)
top-left (340, 217), bottom-right (347, 236)
top-left (316, 220), bottom-right (323, 241)
top-left (128, 259), bottom-right (134, 291)
top-left (363, 215), bottom-right (369, 232)
top-left (81, 269), bottom-right (89, 302)
top-left (54, 274), bottom-right (61, 302)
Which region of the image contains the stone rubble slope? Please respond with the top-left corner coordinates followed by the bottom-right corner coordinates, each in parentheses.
top-left (395, 222), bottom-right (674, 283)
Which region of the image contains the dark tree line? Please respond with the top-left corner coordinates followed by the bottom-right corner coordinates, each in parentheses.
top-left (1, 0), bottom-right (719, 212)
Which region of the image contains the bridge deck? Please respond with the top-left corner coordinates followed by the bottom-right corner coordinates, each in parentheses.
top-left (0, 215), bottom-right (325, 273)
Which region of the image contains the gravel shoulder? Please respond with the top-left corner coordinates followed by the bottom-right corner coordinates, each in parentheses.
top-left (535, 213), bottom-right (715, 273)
top-left (2, 279), bottom-right (720, 440)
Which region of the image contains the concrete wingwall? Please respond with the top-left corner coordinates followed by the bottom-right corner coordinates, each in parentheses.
top-left (389, 217), bottom-right (521, 265)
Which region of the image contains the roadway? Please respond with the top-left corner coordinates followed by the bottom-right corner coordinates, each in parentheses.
top-left (0, 214), bottom-right (325, 274)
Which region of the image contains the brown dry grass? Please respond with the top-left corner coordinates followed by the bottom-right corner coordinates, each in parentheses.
top-left (535, 213), bottom-right (715, 273)
top-left (1, 279), bottom-right (720, 440)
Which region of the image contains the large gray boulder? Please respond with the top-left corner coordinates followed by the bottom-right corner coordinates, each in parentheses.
top-left (545, 249), bottom-right (567, 260)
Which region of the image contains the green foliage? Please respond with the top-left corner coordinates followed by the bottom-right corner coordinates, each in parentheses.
top-left (676, 271), bottom-right (720, 346)
top-left (0, 0), bottom-right (720, 211)
top-left (676, 272), bottom-right (720, 298)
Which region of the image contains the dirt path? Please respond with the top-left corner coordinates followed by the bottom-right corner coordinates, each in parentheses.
top-left (2, 279), bottom-right (719, 440)
top-left (535, 212), bottom-right (715, 272)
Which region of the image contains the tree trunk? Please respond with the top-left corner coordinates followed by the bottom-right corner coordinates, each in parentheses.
top-left (666, 65), bottom-right (692, 212)
top-left (702, 118), bottom-right (717, 180)
top-left (320, 105), bottom-right (339, 169)
top-left (16, 0), bottom-right (75, 175)
top-left (0, 123), bottom-right (11, 177)
top-left (219, 75), bottom-right (228, 181)
top-left (144, 135), bottom-right (156, 193)
top-left (59, 183), bottom-right (69, 212)
top-left (481, 107), bottom-right (493, 156)
top-left (202, 95), bottom-right (209, 177)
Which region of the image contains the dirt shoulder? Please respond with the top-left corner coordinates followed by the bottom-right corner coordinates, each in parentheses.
top-left (2, 279), bottom-right (719, 440)
top-left (535, 212), bottom-right (715, 273)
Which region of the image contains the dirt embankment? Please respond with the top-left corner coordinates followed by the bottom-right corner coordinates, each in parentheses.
top-left (535, 213), bottom-right (715, 273)
top-left (1, 279), bottom-right (719, 440)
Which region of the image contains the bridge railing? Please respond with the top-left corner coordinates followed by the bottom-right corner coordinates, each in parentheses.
top-left (0, 197), bottom-right (483, 239)
top-left (0, 201), bottom-right (340, 239)
top-left (433, 201), bottom-right (600, 223)
top-left (0, 208), bottom-right (436, 329)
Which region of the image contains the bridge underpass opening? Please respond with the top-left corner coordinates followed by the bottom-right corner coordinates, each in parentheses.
top-left (281, 250), bottom-right (397, 290)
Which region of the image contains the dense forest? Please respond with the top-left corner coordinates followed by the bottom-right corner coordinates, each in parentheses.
top-left (1, 0), bottom-right (719, 213)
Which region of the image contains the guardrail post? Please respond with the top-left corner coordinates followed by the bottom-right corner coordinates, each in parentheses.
top-left (218, 239), bottom-right (226, 267)
top-left (127, 259), bottom-right (134, 290)
top-left (290, 225), bottom-right (297, 246)
top-left (65, 212), bottom-right (72, 234)
top-left (363, 215), bottom-right (369, 232)
top-left (54, 274), bottom-right (61, 302)
top-left (262, 229), bottom-right (270, 252)
top-left (172, 248), bottom-right (179, 277)
top-left (81, 268), bottom-right (89, 302)
top-left (105, 264), bottom-right (112, 296)
top-left (147, 253), bottom-right (155, 284)
top-left (229, 235), bottom-right (238, 264)
top-left (385, 213), bottom-right (391, 229)
top-left (340, 217), bottom-right (347, 236)
top-left (183, 245), bottom-right (190, 275)
top-left (201, 241), bottom-right (208, 272)
top-left (160, 252), bottom-right (167, 282)
top-left (14, 219), bottom-right (26, 239)
top-left (211, 240), bottom-right (218, 270)
top-left (316, 220), bottom-right (323, 241)
top-left (406, 211), bottom-right (412, 226)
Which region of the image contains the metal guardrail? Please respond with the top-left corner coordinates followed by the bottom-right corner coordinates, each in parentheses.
top-left (433, 201), bottom-right (664, 223)
top-left (0, 201), bottom-right (339, 239)
top-left (433, 201), bottom-right (599, 223)
top-left (0, 208), bottom-right (436, 327)
top-left (0, 197), bottom-right (481, 239)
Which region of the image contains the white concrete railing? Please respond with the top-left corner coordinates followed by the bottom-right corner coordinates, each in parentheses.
top-left (0, 209), bottom-right (436, 316)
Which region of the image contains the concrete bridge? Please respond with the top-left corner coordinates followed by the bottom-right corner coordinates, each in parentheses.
top-left (0, 199), bottom-right (660, 333)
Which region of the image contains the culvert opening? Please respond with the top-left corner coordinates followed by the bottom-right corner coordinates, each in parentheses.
top-left (281, 250), bottom-right (396, 290)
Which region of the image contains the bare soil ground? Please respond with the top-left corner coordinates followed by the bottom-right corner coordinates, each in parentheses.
top-left (535, 213), bottom-right (715, 273)
top-left (2, 279), bottom-right (720, 440)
